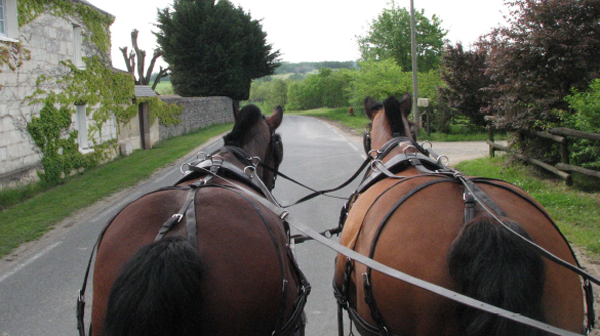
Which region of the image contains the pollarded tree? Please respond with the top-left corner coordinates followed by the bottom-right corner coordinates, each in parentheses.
top-left (120, 29), bottom-right (169, 90)
top-left (439, 42), bottom-right (493, 128)
top-left (155, 0), bottom-right (280, 100)
top-left (358, 0), bottom-right (448, 72)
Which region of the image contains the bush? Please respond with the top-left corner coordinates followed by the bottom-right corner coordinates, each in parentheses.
top-left (286, 68), bottom-right (352, 110)
top-left (561, 79), bottom-right (600, 169)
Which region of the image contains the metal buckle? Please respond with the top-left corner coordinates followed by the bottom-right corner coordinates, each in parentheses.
top-left (420, 140), bottom-right (432, 149)
top-left (211, 155), bottom-right (224, 166)
top-left (250, 156), bottom-right (261, 167)
top-left (437, 155), bottom-right (450, 168)
top-left (368, 149), bottom-right (381, 159)
top-left (404, 145), bottom-right (417, 156)
top-left (370, 159), bottom-right (383, 172)
top-left (172, 214), bottom-right (184, 223)
top-left (196, 152), bottom-right (208, 161)
top-left (243, 166), bottom-right (256, 176)
top-left (179, 162), bottom-right (190, 174)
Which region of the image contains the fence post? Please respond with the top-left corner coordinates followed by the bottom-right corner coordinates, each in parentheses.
top-left (427, 107), bottom-right (432, 136)
top-left (488, 123), bottom-right (495, 158)
top-left (561, 138), bottom-right (570, 165)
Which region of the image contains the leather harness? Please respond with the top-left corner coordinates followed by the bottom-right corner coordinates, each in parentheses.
top-left (332, 135), bottom-right (596, 336)
top-left (76, 144), bottom-right (310, 336)
top-left (76, 133), bottom-right (597, 336)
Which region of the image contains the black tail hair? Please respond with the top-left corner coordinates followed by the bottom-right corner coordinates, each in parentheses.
top-left (104, 235), bottom-right (204, 336)
top-left (447, 218), bottom-right (547, 336)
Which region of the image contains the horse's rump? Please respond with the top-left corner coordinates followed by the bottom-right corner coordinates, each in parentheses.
top-left (336, 175), bottom-right (583, 335)
top-left (93, 184), bottom-right (305, 336)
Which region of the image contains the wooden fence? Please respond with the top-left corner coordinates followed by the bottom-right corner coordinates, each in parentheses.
top-left (487, 120), bottom-right (600, 186)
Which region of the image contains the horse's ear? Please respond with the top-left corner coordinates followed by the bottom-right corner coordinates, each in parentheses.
top-left (233, 103), bottom-right (241, 122)
top-left (399, 92), bottom-right (412, 119)
top-left (364, 96), bottom-right (379, 120)
top-left (266, 106), bottom-right (283, 130)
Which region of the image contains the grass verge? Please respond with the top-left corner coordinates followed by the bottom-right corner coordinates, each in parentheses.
top-left (286, 107), bottom-right (495, 141)
top-left (0, 123), bottom-right (232, 258)
top-left (456, 156), bottom-right (600, 255)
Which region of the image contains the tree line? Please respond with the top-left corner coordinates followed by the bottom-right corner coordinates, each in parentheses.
top-left (149, 0), bottom-right (599, 170)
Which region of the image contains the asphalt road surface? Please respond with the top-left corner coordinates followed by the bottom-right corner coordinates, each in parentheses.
top-left (0, 115), bottom-right (489, 336)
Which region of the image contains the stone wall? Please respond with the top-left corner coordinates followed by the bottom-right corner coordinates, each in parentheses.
top-left (158, 96), bottom-right (234, 140)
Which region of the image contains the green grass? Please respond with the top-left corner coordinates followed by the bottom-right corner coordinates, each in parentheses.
top-left (287, 107), bottom-right (495, 141)
top-left (456, 156), bottom-right (600, 255)
top-left (0, 123), bottom-right (232, 258)
top-left (155, 81), bottom-right (174, 95)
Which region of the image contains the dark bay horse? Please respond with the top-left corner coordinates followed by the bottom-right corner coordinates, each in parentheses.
top-left (89, 105), bottom-right (309, 336)
top-left (333, 94), bottom-right (588, 336)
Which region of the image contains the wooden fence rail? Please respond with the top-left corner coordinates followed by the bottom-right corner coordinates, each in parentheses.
top-left (487, 123), bottom-right (600, 186)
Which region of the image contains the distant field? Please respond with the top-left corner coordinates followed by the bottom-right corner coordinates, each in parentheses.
top-left (155, 81), bottom-right (174, 95)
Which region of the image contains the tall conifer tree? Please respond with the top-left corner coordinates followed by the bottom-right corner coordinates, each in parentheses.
top-left (155, 0), bottom-right (280, 99)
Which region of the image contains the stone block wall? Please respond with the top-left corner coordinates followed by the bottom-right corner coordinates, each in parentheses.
top-left (158, 96), bottom-right (234, 141)
top-left (0, 11), bottom-right (115, 188)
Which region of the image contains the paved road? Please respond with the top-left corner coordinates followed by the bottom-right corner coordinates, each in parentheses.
top-left (0, 115), bottom-right (489, 336)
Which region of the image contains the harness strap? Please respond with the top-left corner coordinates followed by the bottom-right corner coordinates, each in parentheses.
top-left (201, 158), bottom-right (587, 336)
top-left (280, 206), bottom-right (584, 336)
top-left (212, 184), bottom-right (311, 336)
top-left (463, 190), bottom-right (476, 223)
top-left (184, 190), bottom-right (199, 250)
top-left (357, 153), bottom-right (445, 193)
top-left (362, 178), bottom-right (455, 333)
top-left (77, 185), bottom-right (190, 336)
top-left (155, 183), bottom-right (201, 242)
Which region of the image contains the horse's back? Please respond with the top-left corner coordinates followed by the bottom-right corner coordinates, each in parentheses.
top-left (336, 176), bottom-right (584, 336)
top-left (92, 185), bottom-right (299, 336)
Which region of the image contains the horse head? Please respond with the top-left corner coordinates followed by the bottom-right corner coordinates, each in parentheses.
top-left (363, 93), bottom-right (416, 157)
top-left (223, 104), bottom-right (284, 191)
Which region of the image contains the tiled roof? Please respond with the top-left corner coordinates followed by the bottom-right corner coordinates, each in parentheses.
top-left (71, 0), bottom-right (114, 18)
top-left (135, 85), bottom-right (158, 97)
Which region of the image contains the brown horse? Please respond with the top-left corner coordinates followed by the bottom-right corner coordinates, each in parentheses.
top-left (89, 104), bottom-right (309, 336)
top-left (333, 94), bottom-right (589, 336)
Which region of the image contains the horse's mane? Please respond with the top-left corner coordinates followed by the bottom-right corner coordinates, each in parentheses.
top-left (383, 96), bottom-right (407, 137)
top-left (223, 104), bottom-right (263, 147)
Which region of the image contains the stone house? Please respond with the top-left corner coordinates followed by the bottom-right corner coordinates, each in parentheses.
top-left (0, 0), bottom-right (135, 188)
top-left (0, 0), bottom-right (233, 189)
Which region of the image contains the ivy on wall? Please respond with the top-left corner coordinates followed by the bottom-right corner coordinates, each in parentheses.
top-left (0, 41), bottom-right (31, 90)
top-left (19, 0), bottom-right (128, 185)
top-left (24, 55), bottom-right (134, 184)
top-left (15, 0), bottom-right (182, 185)
top-left (140, 96), bottom-right (183, 127)
top-left (18, 0), bottom-right (114, 53)
top-left (26, 97), bottom-right (99, 185)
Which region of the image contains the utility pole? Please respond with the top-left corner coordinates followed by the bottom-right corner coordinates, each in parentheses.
top-left (409, 0), bottom-right (420, 132)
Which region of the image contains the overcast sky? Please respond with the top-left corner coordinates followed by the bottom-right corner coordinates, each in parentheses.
top-left (86, 0), bottom-right (509, 71)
